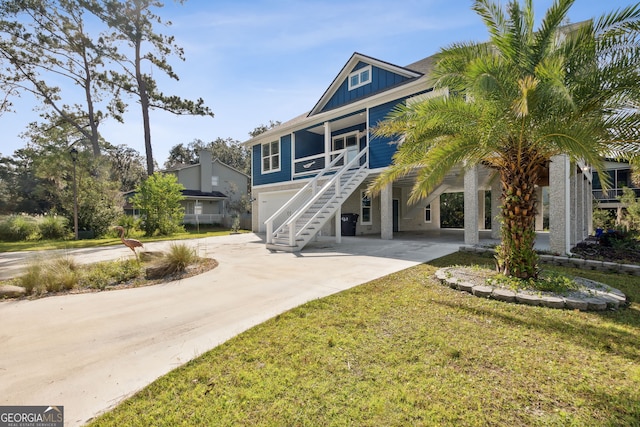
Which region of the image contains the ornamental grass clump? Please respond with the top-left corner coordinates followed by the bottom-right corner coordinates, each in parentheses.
top-left (148, 243), bottom-right (197, 278)
top-left (18, 256), bottom-right (79, 294)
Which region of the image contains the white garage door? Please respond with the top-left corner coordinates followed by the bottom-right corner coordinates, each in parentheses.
top-left (258, 190), bottom-right (299, 233)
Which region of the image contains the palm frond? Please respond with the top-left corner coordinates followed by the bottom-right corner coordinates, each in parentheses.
top-left (532, 0), bottom-right (574, 65)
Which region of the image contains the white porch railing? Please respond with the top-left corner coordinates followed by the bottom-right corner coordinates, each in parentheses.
top-left (265, 148), bottom-right (368, 249)
top-left (265, 151), bottom-right (348, 244)
top-left (182, 214), bottom-right (225, 225)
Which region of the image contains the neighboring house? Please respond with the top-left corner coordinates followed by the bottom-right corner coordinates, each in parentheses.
top-left (243, 52), bottom-right (592, 255)
top-left (164, 150), bottom-right (250, 228)
top-left (592, 160), bottom-right (640, 223)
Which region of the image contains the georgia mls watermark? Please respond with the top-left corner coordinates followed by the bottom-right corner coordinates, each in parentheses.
top-left (0, 406), bottom-right (63, 427)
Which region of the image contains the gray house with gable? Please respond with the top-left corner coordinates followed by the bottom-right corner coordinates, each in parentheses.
top-left (164, 150), bottom-right (250, 228)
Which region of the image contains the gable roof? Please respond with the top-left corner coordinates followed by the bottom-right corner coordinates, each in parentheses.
top-left (163, 157), bottom-right (249, 178)
top-left (309, 52), bottom-right (423, 116)
top-left (243, 52), bottom-right (437, 147)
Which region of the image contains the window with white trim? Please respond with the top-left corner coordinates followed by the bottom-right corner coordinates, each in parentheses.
top-left (348, 65), bottom-right (372, 91)
top-left (211, 176), bottom-right (219, 186)
top-left (361, 190), bottom-right (372, 224)
top-left (332, 132), bottom-right (358, 151)
top-left (261, 140), bottom-right (280, 173)
top-left (424, 204), bottom-right (432, 223)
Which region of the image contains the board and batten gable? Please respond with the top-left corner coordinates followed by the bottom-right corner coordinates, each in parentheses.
top-left (320, 61), bottom-right (413, 113)
top-left (252, 134), bottom-right (292, 186)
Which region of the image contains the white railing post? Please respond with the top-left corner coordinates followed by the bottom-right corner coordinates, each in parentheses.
top-left (266, 221), bottom-right (273, 244)
top-left (289, 222), bottom-right (295, 247)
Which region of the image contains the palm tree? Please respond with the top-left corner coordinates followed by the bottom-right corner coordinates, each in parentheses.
top-left (369, 0), bottom-right (640, 279)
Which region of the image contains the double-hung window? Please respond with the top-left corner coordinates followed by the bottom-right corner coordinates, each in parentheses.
top-left (424, 204), bottom-right (432, 223)
top-left (262, 140), bottom-right (280, 173)
top-left (348, 65), bottom-right (372, 91)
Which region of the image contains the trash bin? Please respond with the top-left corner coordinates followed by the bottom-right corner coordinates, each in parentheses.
top-left (341, 213), bottom-right (359, 236)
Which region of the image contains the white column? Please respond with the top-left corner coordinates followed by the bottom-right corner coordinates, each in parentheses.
top-left (549, 154), bottom-right (571, 255)
top-left (491, 177), bottom-right (501, 239)
top-left (576, 172), bottom-right (585, 242)
top-left (586, 176), bottom-right (593, 235)
top-left (335, 208), bottom-right (342, 243)
top-left (570, 166), bottom-right (577, 246)
top-left (478, 190), bottom-right (485, 230)
top-left (380, 183), bottom-right (393, 240)
top-left (464, 165), bottom-right (479, 245)
top-left (324, 121), bottom-right (331, 167)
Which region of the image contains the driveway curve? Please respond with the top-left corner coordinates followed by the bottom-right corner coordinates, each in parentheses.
top-left (0, 233), bottom-right (460, 426)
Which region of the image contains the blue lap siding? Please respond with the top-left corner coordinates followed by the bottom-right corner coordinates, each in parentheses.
top-left (368, 98), bottom-right (405, 169)
top-left (252, 134), bottom-right (292, 186)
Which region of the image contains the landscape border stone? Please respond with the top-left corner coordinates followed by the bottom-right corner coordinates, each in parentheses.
top-left (435, 265), bottom-right (628, 312)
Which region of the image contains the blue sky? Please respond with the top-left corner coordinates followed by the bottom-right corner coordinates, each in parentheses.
top-left (0, 0), bottom-right (632, 164)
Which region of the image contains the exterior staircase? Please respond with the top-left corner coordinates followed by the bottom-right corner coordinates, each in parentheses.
top-left (265, 150), bottom-right (369, 252)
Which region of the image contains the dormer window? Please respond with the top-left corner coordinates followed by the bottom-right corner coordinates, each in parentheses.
top-left (348, 65), bottom-right (372, 91)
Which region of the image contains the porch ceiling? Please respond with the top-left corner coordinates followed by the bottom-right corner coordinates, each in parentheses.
top-left (364, 165), bottom-right (498, 193)
top-left (305, 111), bottom-right (367, 135)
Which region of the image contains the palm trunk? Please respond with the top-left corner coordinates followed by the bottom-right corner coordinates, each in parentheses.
top-left (495, 149), bottom-right (544, 279)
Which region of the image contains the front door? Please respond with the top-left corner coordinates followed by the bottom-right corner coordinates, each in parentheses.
top-left (332, 132), bottom-right (359, 166)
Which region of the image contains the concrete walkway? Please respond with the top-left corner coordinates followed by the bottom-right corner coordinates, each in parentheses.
top-left (0, 232), bottom-right (463, 426)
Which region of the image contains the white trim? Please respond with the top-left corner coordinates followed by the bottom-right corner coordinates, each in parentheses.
top-left (407, 87), bottom-right (448, 105)
top-left (261, 140), bottom-right (281, 174)
top-left (424, 204), bottom-right (432, 223)
top-left (360, 189), bottom-right (372, 225)
top-left (251, 178), bottom-right (312, 191)
top-left (331, 130), bottom-right (359, 151)
top-left (348, 65), bottom-right (372, 91)
top-left (243, 76), bottom-right (428, 147)
top-left (290, 132), bottom-right (296, 180)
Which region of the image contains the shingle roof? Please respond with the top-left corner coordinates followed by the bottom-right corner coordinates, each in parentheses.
top-left (405, 54), bottom-right (437, 76)
top-left (182, 189), bottom-right (227, 198)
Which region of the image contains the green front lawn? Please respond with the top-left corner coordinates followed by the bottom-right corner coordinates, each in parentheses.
top-left (0, 226), bottom-right (245, 253)
top-left (87, 251), bottom-right (640, 426)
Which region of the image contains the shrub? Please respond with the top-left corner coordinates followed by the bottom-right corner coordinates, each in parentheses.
top-left (82, 259), bottom-right (143, 290)
top-left (0, 215), bottom-right (38, 241)
top-left (39, 215), bottom-right (69, 240)
top-left (116, 215), bottom-right (137, 234)
top-left (132, 173), bottom-right (185, 236)
top-left (599, 228), bottom-right (638, 249)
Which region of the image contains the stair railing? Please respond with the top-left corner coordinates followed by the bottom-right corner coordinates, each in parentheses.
top-left (282, 149), bottom-right (368, 247)
top-left (265, 151), bottom-right (348, 244)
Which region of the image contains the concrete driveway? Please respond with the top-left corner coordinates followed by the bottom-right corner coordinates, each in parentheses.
top-left (0, 232), bottom-right (461, 426)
